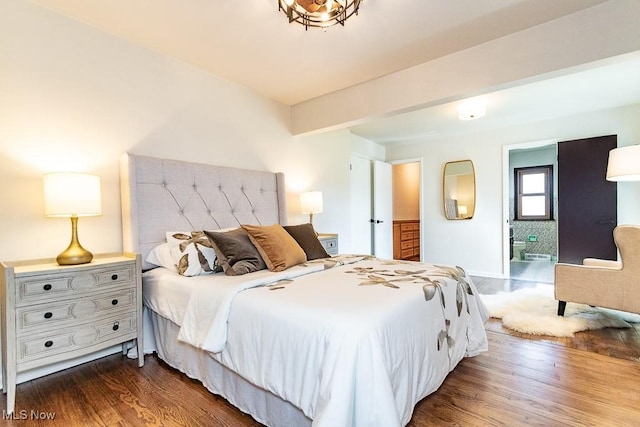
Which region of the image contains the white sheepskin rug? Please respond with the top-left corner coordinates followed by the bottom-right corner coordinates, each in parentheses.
top-left (480, 285), bottom-right (640, 337)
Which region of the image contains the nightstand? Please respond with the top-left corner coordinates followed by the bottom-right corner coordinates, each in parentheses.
top-left (0, 253), bottom-right (144, 414)
top-left (318, 233), bottom-right (339, 256)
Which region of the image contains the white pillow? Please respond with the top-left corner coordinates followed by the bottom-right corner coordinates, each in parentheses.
top-left (145, 242), bottom-right (177, 272)
top-left (166, 231), bottom-right (217, 276)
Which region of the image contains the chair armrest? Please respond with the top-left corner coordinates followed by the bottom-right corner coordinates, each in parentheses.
top-left (554, 262), bottom-right (632, 311)
top-left (582, 258), bottom-right (622, 269)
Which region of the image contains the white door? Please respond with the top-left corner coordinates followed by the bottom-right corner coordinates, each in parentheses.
top-left (372, 160), bottom-right (393, 258)
top-left (350, 155), bottom-right (373, 254)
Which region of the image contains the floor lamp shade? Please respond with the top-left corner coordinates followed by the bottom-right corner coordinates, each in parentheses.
top-left (606, 145), bottom-right (640, 181)
top-left (43, 173), bottom-right (102, 265)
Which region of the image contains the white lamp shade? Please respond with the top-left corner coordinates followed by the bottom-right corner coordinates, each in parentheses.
top-left (300, 191), bottom-right (323, 214)
top-left (44, 173), bottom-right (102, 217)
top-left (606, 145), bottom-right (640, 182)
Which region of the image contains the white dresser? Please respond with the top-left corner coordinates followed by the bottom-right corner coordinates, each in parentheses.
top-left (318, 233), bottom-right (339, 256)
top-left (0, 253), bottom-right (144, 414)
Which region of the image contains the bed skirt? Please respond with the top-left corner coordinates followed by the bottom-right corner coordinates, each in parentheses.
top-left (144, 307), bottom-right (312, 427)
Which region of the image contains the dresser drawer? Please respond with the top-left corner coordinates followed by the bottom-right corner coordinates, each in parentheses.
top-left (17, 312), bottom-right (137, 366)
top-left (401, 223), bottom-right (418, 232)
top-left (16, 288), bottom-right (136, 333)
top-left (400, 231), bottom-right (413, 241)
top-left (401, 249), bottom-right (414, 259)
top-left (400, 240), bottom-right (413, 250)
top-left (15, 264), bottom-right (135, 305)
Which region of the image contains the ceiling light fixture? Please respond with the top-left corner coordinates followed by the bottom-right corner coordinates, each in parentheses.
top-left (278, 0), bottom-right (363, 30)
top-left (457, 100), bottom-right (487, 120)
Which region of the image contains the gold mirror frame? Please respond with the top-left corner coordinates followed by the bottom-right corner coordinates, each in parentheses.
top-left (443, 160), bottom-right (476, 220)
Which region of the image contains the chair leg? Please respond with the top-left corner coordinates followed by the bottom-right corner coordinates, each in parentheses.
top-left (557, 301), bottom-right (567, 316)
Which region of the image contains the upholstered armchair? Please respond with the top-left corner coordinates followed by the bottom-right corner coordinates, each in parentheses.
top-left (554, 224), bottom-right (640, 316)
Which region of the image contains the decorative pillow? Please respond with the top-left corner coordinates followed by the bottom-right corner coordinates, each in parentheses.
top-left (241, 224), bottom-right (307, 272)
top-left (166, 231), bottom-right (217, 276)
top-left (204, 228), bottom-right (267, 276)
top-left (283, 223), bottom-right (330, 260)
top-left (145, 243), bottom-right (177, 272)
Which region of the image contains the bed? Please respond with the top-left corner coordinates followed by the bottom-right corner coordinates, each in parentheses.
top-left (120, 153), bottom-right (489, 426)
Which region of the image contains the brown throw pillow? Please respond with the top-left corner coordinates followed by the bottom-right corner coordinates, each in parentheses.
top-left (204, 228), bottom-right (266, 276)
top-left (241, 224), bottom-right (307, 272)
top-left (283, 223), bottom-right (329, 260)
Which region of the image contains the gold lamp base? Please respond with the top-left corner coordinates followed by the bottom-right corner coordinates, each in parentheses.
top-left (56, 216), bottom-right (93, 265)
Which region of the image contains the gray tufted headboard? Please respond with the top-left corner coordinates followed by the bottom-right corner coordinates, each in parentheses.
top-left (120, 153), bottom-right (287, 270)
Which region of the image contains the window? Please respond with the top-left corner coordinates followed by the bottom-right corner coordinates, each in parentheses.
top-left (515, 165), bottom-right (553, 220)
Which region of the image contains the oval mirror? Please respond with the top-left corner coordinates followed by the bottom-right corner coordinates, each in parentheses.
top-left (443, 160), bottom-right (476, 220)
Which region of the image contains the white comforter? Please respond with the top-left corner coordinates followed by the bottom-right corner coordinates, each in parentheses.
top-left (150, 256), bottom-right (488, 426)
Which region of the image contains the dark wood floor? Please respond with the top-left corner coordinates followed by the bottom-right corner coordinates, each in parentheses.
top-left (473, 276), bottom-right (640, 363)
top-left (2, 276), bottom-right (639, 426)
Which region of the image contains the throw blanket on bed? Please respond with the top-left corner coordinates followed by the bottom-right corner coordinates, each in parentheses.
top-left (178, 256), bottom-right (488, 426)
top-left (177, 258), bottom-right (333, 351)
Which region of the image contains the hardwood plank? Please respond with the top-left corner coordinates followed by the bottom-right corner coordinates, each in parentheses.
top-left (409, 331), bottom-right (640, 426)
top-left (1, 329), bottom-right (638, 427)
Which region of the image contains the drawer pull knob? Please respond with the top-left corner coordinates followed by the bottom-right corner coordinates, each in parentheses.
top-left (111, 274), bottom-right (118, 281)
top-left (44, 340), bottom-right (53, 348)
top-left (111, 299), bottom-right (118, 306)
top-left (112, 322), bottom-right (119, 331)
top-left (44, 312), bottom-right (53, 319)
top-left (43, 284), bottom-right (52, 291)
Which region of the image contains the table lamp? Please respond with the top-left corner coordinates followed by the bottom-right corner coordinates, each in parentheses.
top-left (44, 173), bottom-right (102, 265)
top-left (300, 191), bottom-right (323, 225)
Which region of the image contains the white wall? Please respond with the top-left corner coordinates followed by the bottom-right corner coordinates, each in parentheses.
top-left (350, 133), bottom-right (385, 162)
top-left (288, 129), bottom-right (353, 251)
top-left (386, 104), bottom-right (640, 278)
top-left (0, 1), bottom-right (352, 263)
top-left (392, 162), bottom-right (420, 220)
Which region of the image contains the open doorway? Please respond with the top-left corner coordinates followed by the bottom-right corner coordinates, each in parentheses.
top-left (349, 156), bottom-right (422, 259)
top-left (503, 140), bottom-right (557, 282)
top-left (503, 136), bottom-right (618, 282)
top-left (391, 160), bottom-right (422, 261)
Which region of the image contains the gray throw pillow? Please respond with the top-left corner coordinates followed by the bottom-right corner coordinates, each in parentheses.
top-left (204, 228), bottom-right (266, 276)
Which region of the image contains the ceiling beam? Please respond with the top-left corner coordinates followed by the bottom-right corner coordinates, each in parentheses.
top-left (291, 0), bottom-right (640, 136)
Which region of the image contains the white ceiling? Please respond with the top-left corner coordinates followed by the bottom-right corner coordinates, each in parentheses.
top-left (350, 52), bottom-right (640, 145)
top-left (34, 0), bottom-right (640, 145)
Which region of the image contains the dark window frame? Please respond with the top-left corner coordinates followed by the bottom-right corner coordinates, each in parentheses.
top-left (514, 165), bottom-right (554, 221)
